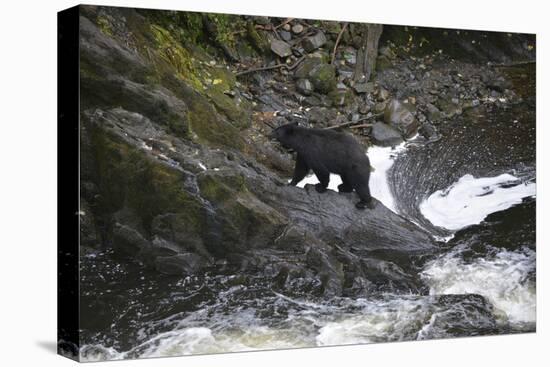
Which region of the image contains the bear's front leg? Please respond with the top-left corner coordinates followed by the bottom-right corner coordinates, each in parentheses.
top-left (289, 154), bottom-right (310, 186)
top-left (312, 166), bottom-right (330, 193)
top-left (356, 199), bottom-right (375, 210)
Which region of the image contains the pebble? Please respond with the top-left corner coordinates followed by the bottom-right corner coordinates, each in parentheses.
top-left (292, 24), bottom-right (304, 34)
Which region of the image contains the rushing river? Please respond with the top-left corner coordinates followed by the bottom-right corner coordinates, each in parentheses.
top-left (79, 97), bottom-right (536, 361)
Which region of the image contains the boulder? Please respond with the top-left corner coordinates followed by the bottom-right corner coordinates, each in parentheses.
top-left (371, 122), bottom-right (404, 147)
top-left (384, 99), bottom-right (420, 138)
top-left (309, 63), bottom-right (337, 94)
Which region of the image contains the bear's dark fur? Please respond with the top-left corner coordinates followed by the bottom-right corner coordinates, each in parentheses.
top-left (271, 122), bottom-right (374, 209)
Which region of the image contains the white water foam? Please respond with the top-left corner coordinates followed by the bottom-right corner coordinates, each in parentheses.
top-left (315, 297), bottom-right (431, 346)
top-left (294, 142), bottom-right (407, 213)
top-left (80, 298), bottom-right (431, 361)
top-left (295, 173), bottom-right (342, 192)
top-left (421, 246), bottom-right (536, 325)
top-left (367, 143), bottom-right (407, 213)
top-left (420, 173), bottom-right (536, 231)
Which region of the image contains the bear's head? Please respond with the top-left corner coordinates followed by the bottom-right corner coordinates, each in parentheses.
top-left (270, 122), bottom-right (299, 150)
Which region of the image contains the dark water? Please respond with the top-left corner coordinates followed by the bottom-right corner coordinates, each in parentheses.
top-left (78, 68), bottom-right (536, 360)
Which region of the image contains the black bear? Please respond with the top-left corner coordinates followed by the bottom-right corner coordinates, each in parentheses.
top-left (271, 122), bottom-right (374, 209)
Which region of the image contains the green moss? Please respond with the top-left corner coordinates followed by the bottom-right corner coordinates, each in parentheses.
top-left (186, 97), bottom-right (243, 150)
top-left (89, 126), bottom-right (204, 233)
top-left (97, 16), bottom-right (113, 37)
top-left (150, 24), bottom-right (204, 90)
top-left (246, 21), bottom-right (270, 54)
top-left (197, 171), bottom-right (285, 246)
top-left (310, 64), bottom-right (336, 94)
top-left (125, 150), bottom-right (203, 231)
top-left (198, 173), bottom-right (246, 203)
top-left (206, 14), bottom-right (240, 46)
top-left (149, 23), bottom-right (249, 131)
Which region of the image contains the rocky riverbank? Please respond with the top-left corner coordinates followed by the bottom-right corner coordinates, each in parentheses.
top-left (78, 5), bottom-right (535, 300)
top-left (71, 5), bottom-right (536, 360)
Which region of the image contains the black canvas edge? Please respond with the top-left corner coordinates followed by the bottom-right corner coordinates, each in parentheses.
top-left (57, 4), bottom-right (81, 362)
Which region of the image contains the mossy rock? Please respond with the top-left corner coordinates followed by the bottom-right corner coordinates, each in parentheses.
top-left (246, 21), bottom-right (271, 55)
top-left (197, 170), bottom-right (287, 250)
top-left (294, 55), bottom-right (336, 94)
top-left (89, 124), bottom-right (205, 234)
top-left (294, 56), bottom-right (324, 79)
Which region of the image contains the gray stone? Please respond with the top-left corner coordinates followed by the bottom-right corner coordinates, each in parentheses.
top-left (374, 101), bottom-right (387, 113)
top-left (342, 47), bottom-right (357, 65)
top-left (436, 97), bottom-right (463, 118)
top-left (302, 31), bottom-right (327, 52)
top-left (279, 30), bottom-right (292, 42)
top-left (371, 122), bottom-right (404, 147)
top-left (291, 24), bottom-right (304, 34)
top-left (254, 16), bottom-right (270, 25)
top-left (359, 104), bottom-right (371, 115)
top-left (419, 122), bottom-right (442, 142)
top-left (425, 103), bottom-right (441, 121)
top-left (307, 106), bottom-right (338, 125)
top-left (294, 56), bottom-right (323, 79)
top-left (384, 99), bottom-right (420, 138)
top-left (270, 39), bottom-right (292, 58)
top-left (337, 67), bottom-right (354, 80)
top-left (352, 81), bottom-right (375, 94)
top-left (378, 87), bottom-right (390, 101)
top-left (113, 223), bottom-right (151, 258)
top-left (296, 78), bottom-right (314, 96)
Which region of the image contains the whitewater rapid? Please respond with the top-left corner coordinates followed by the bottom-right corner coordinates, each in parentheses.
top-left (421, 245), bottom-right (536, 325)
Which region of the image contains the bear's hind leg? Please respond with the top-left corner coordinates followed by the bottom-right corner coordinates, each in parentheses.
top-left (350, 166), bottom-right (375, 210)
top-left (338, 175), bottom-right (354, 193)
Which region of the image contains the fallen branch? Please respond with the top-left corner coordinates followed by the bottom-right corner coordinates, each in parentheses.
top-left (274, 18), bottom-right (295, 30)
top-left (323, 112), bottom-right (383, 130)
top-left (349, 123), bottom-right (373, 129)
top-left (235, 55), bottom-right (306, 76)
top-left (331, 22), bottom-right (348, 65)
